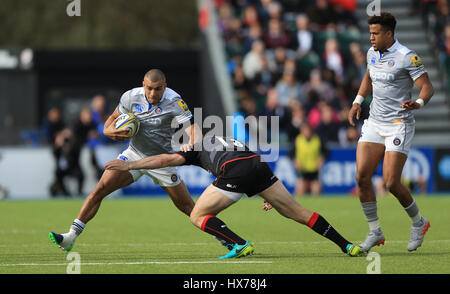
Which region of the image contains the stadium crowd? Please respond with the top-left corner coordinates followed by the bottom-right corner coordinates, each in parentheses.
top-left (41, 95), bottom-right (114, 196)
top-left (419, 0), bottom-right (450, 89)
top-left (216, 0), bottom-right (363, 194)
top-left (216, 0), bottom-right (363, 153)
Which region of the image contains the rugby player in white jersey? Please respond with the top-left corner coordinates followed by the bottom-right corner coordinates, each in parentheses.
top-left (348, 12), bottom-right (434, 252)
top-left (48, 69), bottom-right (215, 252)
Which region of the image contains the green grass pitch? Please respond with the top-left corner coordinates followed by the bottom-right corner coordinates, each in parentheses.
top-left (0, 195), bottom-right (449, 274)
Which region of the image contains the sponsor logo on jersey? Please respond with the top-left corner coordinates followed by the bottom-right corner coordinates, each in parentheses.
top-left (410, 55), bottom-right (423, 68)
top-left (133, 104), bottom-right (144, 113)
top-left (370, 71), bottom-right (395, 81)
top-left (371, 57), bottom-right (376, 65)
top-left (177, 100), bottom-right (190, 113)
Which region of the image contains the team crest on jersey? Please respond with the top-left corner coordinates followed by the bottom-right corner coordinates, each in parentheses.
top-left (177, 100), bottom-right (190, 113)
top-left (171, 174), bottom-right (178, 182)
top-left (155, 107), bottom-right (162, 114)
top-left (388, 60), bottom-right (395, 67)
top-left (410, 55), bottom-right (423, 68)
top-left (393, 137), bottom-right (401, 146)
top-left (133, 104), bottom-right (144, 113)
top-left (371, 57), bottom-right (376, 65)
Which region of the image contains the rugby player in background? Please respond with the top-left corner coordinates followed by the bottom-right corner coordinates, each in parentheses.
top-left (348, 12), bottom-right (434, 252)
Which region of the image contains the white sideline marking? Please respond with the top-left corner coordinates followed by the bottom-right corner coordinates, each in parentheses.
top-left (0, 239), bottom-right (449, 248)
top-left (0, 260), bottom-right (273, 267)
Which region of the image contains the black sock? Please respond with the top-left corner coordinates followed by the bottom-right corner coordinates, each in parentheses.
top-left (307, 212), bottom-right (351, 253)
top-left (201, 215), bottom-right (246, 245)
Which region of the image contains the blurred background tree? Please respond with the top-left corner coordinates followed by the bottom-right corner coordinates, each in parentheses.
top-left (0, 0), bottom-right (199, 49)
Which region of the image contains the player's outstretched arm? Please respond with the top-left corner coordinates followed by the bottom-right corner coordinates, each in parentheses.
top-left (105, 154), bottom-right (186, 171)
top-left (401, 73), bottom-right (434, 110)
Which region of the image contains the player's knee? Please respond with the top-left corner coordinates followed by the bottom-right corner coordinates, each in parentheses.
top-left (189, 212), bottom-right (202, 228)
top-left (383, 177), bottom-right (399, 191)
top-left (355, 172), bottom-right (372, 188)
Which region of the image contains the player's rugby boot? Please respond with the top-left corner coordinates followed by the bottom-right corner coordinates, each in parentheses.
top-left (218, 241), bottom-right (254, 259)
top-left (214, 236), bottom-right (234, 251)
top-left (407, 218), bottom-right (430, 252)
top-left (49, 232), bottom-right (75, 253)
top-left (360, 230), bottom-right (385, 252)
top-left (346, 244), bottom-right (364, 257)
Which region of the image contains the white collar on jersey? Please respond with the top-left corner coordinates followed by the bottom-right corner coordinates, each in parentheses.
top-left (384, 39), bottom-right (400, 53)
top-left (377, 39), bottom-right (399, 58)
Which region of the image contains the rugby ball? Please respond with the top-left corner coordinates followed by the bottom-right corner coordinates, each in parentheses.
top-left (115, 113), bottom-right (140, 137)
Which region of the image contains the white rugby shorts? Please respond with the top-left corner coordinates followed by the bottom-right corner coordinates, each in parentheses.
top-left (359, 118), bottom-right (415, 155)
top-left (117, 147), bottom-right (182, 187)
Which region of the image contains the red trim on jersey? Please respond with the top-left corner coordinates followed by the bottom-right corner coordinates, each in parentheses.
top-left (201, 215), bottom-right (215, 231)
top-left (219, 154), bottom-right (260, 171)
top-left (174, 153), bottom-right (187, 162)
top-left (307, 212), bottom-right (320, 228)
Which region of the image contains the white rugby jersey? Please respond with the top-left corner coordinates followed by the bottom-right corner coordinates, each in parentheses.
top-left (366, 39), bottom-right (427, 124)
top-left (118, 87), bottom-right (192, 157)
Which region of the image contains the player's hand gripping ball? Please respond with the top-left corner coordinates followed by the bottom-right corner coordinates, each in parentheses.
top-left (115, 113), bottom-right (140, 137)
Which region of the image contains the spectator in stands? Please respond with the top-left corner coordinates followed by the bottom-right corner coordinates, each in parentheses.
top-left (307, 0), bottom-right (338, 31)
top-left (322, 38), bottom-right (345, 84)
top-left (275, 67), bottom-right (304, 106)
top-left (285, 98), bottom-right (306, 157)
top-left (43, 107), bottom-right (66, 197)
top-left (302, 68), bottom-right (338, 108)
top-left (43, 107), bottom-right (65, 145)
top-left (345, 42), bottom-right (367, 100)
top-left (294, 122), bottom-right (325, 197)
top-left (259, 87), bottom-right (291, 142)
top-left (217, 1), bottom-right (234, 34)
top-left (242, 4), bottom-right (260, 29)
top-left (315, 102), bottom-right (341, 146)
top-left (243, 23), bottom-right (263, 55)
top-left (263, 0), bottom-right (284, 23)
top-left (52, 127), bottom-right (78, 196)
top-left (331, 0), bottom-right (359, 28)
top-left (295, 14), bottom-right (314, 58)
top-left (233, 64), bottom-right (251, 91)
top-left (242, 39), bottom-right (266, 82)
top-left (263, 18), bottom-right (291, 49)
top-left (266, 46), bottom-right (289, 82)
top-left (52, 107), bottom-right (100, 196)
top-left (233, 91), bottom-right (259, 143)
top-left (90, 95), bottom-right (110, 178)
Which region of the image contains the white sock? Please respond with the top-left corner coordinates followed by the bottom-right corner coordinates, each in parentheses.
top-left (404, 200), bottom-right (423, 226)
top-left (70, 218), bottom-right (86, 236)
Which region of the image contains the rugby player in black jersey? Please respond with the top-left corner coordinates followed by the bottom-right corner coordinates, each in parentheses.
top-left (105, 135), bottom-right (362, 259)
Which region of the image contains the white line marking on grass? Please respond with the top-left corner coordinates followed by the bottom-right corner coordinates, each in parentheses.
top-left (1, 239), bottom-right (449, 249)
top-left (0, 260), bottom-right (273, 267)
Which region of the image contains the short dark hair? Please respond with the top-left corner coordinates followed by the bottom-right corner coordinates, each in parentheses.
top-left (368, 12), bottom-right (396, 34)
top-left (144, 69), bottom-right (166, 82)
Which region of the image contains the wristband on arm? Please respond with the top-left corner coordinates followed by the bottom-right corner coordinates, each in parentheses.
top-left (353, 95), bottom-right (365, 105)
top-left (416, 98), bottom-right (425, 108)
